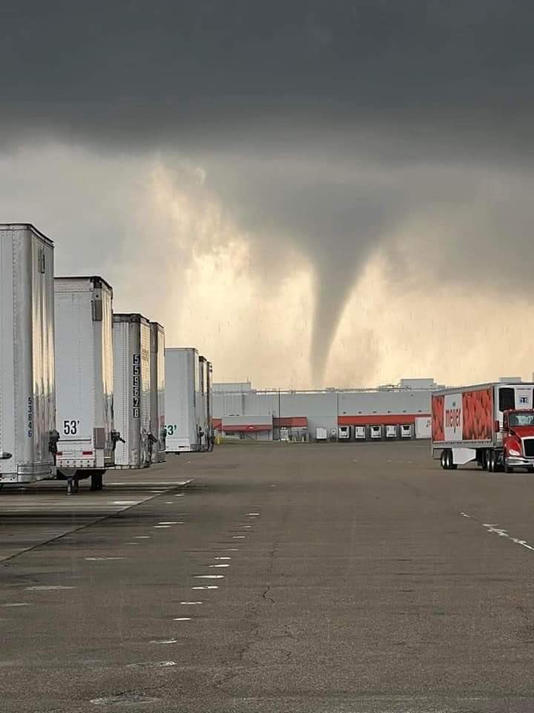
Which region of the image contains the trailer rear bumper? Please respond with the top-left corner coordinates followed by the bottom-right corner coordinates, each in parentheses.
top-left (0, 464), bottom-right (56, 483)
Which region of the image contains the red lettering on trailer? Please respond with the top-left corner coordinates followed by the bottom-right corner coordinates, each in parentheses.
top-left (445, 408), bottom-right (461, 429)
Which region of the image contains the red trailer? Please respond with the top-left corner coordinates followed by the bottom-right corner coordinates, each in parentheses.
top-left (431, 382), bottom-right (534, 472)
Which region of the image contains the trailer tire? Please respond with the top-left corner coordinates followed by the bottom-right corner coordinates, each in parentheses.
top-left (488, 451), bottom-right (497, 472)
top-left (440, 451), bottom-right (448, 470)
top-left (447, 451), bottom-right (457, 470)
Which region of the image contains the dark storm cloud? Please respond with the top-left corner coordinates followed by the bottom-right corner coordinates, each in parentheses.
top-left (2, 0), bottom-right (534, 144)
top-left (3, 0), bottom-right (534, 382)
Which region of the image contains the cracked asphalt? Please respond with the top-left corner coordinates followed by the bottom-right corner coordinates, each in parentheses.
top-left (3, 442), bottom-right (534, 712)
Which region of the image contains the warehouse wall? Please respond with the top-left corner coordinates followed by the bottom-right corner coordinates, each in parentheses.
top-left (338, 390), bottom-right (431, 417)
top-left (213, 386), bottom-right (433, 439)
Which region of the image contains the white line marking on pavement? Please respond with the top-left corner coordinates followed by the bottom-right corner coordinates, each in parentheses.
top-left (26, 586), bottom-right (76, 591)
top-left (192, 586), bottom-right (218, 590)
top-left (85, 557), bottom-right (127, 561)
top-left (158, 522), bottom-right (180, 525)
top-left (209, 564), bottom-right (230, 568)
top-left (462, 512), bottom-right (534, 552)
top-left (111, 501), bottom-right (141, 506)
top-left (246, 513), bottom-right (259, 516)
top-left (150, 639), bottom-right (178, 644)
top-left (232, 536), bottom-right (245, 539)
top-left (195, 574), bottom-right (224, 579)
top-left (482, 523), bottom-right (534, 551)
top-left (135, 536), bottom-right (151, 539)
top-left (173, 617), bottom-right (191, 621)
top-left (1, 603), bottom-right (31, 607)
top-left (180, 601), bottom-right (203, 605)
top-left (214, 557), bottom-right (231, 560)
top-left (154, 525), bottom-right (171, 529)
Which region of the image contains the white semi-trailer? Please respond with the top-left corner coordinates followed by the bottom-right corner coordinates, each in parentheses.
top-left (205, 359), bottom-right (213, 451)
top-left (149, 322), bottom-right (166, 463)
top-left (198, 355), bottom-right (213, 451)
top-left (0, 224), bottom-right (57, 483)
top-left (165, 347), bottom-right (200, 453)
top-left (431, 381), bottom-right (534, 472)
top-left (113, 314), bottom-right (153, 469)
top-left (54, 276), bottom-right (118, 493)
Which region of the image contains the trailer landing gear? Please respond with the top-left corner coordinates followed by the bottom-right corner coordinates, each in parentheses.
top-left (66, 477), bottom-right (79, 495)
top-left (90, 471), bottom-right (105, 491)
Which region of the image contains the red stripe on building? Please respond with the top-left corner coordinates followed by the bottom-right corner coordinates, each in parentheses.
top-left (213, 418), bottom-right (222, 429)
top-left (338, 414), bottom-right (429, 426)
top-left (273, 417), bottom-right (307, 427)
top-left (222, 424), bottom-right (272, 433)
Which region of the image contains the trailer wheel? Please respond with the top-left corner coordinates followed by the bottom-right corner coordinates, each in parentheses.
top-left (440, 451), bottom-right (448, 469)
top-left (447, 451), bottom-right (457, 470)
top-left (487, 451), bottom-right (496, 472)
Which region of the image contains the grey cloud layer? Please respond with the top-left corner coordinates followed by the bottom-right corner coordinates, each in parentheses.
top-left (2, 0), bottom-right (534, 382)
top-left (2, 0), bottom-right (534, 141)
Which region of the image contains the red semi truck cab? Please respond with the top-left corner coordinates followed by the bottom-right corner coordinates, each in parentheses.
top-left (502, 409), bottom-right (534, 472)
top-left (431, 382), bottom-right (534, 472)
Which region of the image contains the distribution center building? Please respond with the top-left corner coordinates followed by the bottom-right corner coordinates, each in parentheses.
top-left (212, 379), bottom-right (437, 441)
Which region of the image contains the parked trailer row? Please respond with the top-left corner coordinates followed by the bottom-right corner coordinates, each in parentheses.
top-left (0, 224), bottom-right (214, 493)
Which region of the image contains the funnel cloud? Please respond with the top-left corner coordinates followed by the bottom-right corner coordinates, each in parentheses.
top-left (2, 1), bottom-right (534, 385)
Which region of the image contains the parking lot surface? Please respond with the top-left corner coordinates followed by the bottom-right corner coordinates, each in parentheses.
top-left (3, 442), bottom-right (534, 712)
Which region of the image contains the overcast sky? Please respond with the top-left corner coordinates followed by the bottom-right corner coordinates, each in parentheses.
top-left (2, 1), bottom-right (534, 387)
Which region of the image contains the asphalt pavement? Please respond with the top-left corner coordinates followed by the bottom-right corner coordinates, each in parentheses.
top-left (3, 442), bottom-right (534, 712)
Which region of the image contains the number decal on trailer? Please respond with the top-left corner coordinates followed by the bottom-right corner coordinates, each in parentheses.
top-left (63, 420), bottom-right (80, 436)
top-left (166, 424), bottom-right (177, 436)
top-left (132, 354), bottom-right (140, 418)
